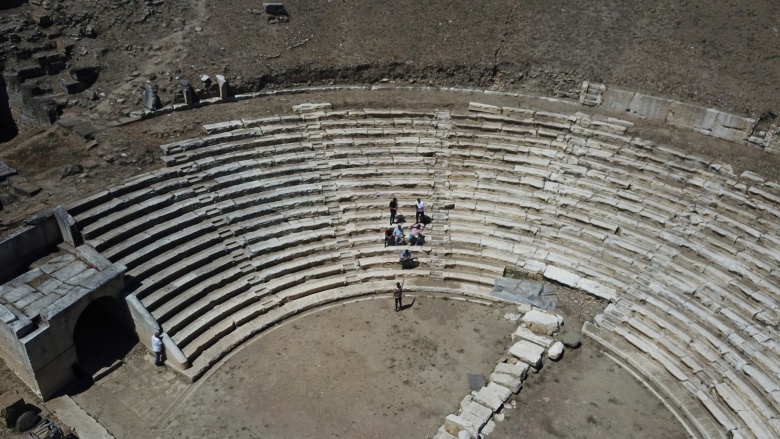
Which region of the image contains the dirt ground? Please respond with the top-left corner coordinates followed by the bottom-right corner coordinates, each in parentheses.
top-left (60, 287), bottom-right (687, 439)
top-left (491, 285), bottom-right (688, 439)
top-left (490, 342), bottom-right (688, 439)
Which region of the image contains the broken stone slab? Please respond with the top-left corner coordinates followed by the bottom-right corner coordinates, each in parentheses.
top-left (443, 414), bottom-right (476, 439)
top-left (292, 102), bottom-right (332, 113)
top-left (69, 66), bottom-right (100, 82)
top-left (180, 80), bottom-right (198, 106)
top-left (0, 161), bottom-right (17, 181)
top-left (142, 86), bottom-right (161, 111)
top-left (62, 80), bottom-right (85, 94)
top-left (459, 394), bottom-right (473, 414)
top-left (10, 181), bottom-right (42, 197)
top-left (0, 391), bottom-right (25, 428)
top-left (433, 426), bottom-right (457, 439)
top-left (460, 401), bottom-right (492, 433)
top-left (521, 309), bottom-right (560, 335)
top-left (548, 341), bottom-right (564, 361)
top-left (481, 419), bottom-right (496, 436)
top-left (473, 386), bottom-right (503, 412)
top-left (33, 14), bottom-right (52, 27)
top-left (543, 265), bottom-right (581, 288)
top-left (486, 382), bottom-right (512, 401)
top-left (216, 75), bottom-right (229, 100)
top-left (16, 66), bottom-right (45, 82)
top-left (508, 340), bottom-right (545, 368)
top-left (203, 120), bottom-right (242, 134)
top-left (56, 40), bottom-right (75, 55)
top-left (263, 2), bottom-right (287, 14)
top-left (59, 164), bottom-right (83, 179)
top-left (489, 372), bottom-right (522, 393)
top-left (512, 326), bottom-right (554, 347)
top-left (468, 102), bottom-right (502, 114)
top-left (494, 361), bottom-right (529, 380)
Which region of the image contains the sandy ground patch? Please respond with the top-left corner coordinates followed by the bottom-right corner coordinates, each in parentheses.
top-left (63, 290), bottom-right (685, 439)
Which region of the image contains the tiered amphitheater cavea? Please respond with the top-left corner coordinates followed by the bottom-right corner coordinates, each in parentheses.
top-left (3, 87), bottom-right (780, 438)
top-left (63, 97), bottom-right (780, 438)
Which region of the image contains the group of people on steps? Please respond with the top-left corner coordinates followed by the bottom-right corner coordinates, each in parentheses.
top-left (386, 197), bottom-right (427, 312)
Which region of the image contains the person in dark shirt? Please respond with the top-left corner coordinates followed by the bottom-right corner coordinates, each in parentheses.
top-left (389, 197), bottom-right (398, 225)
top-left (384, 227), bottom-right (394, 247)
top-left (394, 282), bottom-right (403, 312)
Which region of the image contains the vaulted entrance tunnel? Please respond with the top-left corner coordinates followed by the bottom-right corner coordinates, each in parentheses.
top-left (72, 296), bottom-right (138, 379)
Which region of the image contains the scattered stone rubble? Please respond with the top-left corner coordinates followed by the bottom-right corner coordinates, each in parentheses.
top-left (0, 391), bottom-right (40, 432)
top-left (434, 306), bottom-right (576, 439)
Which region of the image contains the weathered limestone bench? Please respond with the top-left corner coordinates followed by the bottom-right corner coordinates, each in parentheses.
top-left (43, 102), bottom-right (780, 437)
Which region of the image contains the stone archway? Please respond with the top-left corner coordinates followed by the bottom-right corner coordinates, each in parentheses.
top-left (72, 296), bottom-right (137, 378)
top-left (0, 75), bottom-right (18, 142)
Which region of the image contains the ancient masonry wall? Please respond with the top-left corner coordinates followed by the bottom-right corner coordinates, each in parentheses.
top-left (3, 73), bottom-right (56, 132)
top-left (0, 75), bottom-right (18, 141)
top-left (0, 213), bottom-right (60, 284)
top-left (0, 209), bottom-right (127, 399)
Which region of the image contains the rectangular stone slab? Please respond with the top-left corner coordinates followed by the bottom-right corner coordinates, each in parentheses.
top-left (494, 361), bottom-right (529, 380)
top-left (474, 386), bottom-right (503, 412)
top-left (490, 372), bottom-right (522, 393)
top-left (509, 340), bottom-right (545, 367)
top-left (444, 414), bottom-right (476, 439)
top-left (521, 309), bottom-right (560, 335)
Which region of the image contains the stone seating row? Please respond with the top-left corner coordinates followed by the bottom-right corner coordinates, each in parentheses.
top-left (438, 182), bottom-right (780, 374)
top-left (179, 277), bottom-right (495, 381)
top-left (65, 108), bottom-right (780, 437)
top-left (202, 108), bottom-right (439, 135)
top-left (589, 306), bottom-right (779, 439)
top-left (446, 162), bottom-right (780, 293)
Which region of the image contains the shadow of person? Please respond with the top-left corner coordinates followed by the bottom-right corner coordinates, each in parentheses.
top-left (401, 297), bottom-right (416, 311)
top-left (401, 259), bottom-right (420, 270)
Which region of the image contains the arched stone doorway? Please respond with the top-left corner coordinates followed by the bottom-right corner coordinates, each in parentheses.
top-left (0, 75), bottom-right (18, 142)
top-left (72, 296), bottom-right (137, 378)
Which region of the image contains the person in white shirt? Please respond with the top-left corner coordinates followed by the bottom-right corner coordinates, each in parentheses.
top-left (152, 331), bottom-right (164, 367)
top-left (415, 198), bottom-right (425, 223)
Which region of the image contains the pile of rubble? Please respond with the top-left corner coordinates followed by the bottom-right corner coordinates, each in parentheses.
top-left (434, 307), bottom-right (580, 439)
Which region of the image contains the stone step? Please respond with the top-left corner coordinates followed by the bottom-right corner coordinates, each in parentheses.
top-left (121, 228), bottom-right (221, 276)
top-left (149, 264), bottom-right (245, 322)
top-left (583, 322), bottom-right (731, 439)
top-left (165, 276), bottom-right (251, 336)
top-left (130, 242), bottom-right (229, 299)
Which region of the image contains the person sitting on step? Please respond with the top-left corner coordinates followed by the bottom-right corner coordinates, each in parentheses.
top-left (408, 223), bottom-right (425, 246)
top-left (394, 224), bottom-right (406, 245)
top-left (399, 248), bottom-right (415, 268)
top-left (384, 227), bottom-right (394, 247)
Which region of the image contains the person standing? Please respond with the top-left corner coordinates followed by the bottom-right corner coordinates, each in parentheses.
top-left (389, 197), bottom-right (398, 225)
top-left (394, 282), bottom-right (403, 312)
top-left (152, 331), bottom-right (164, 367)
top-left (415, 198), bottom-right (425, 223)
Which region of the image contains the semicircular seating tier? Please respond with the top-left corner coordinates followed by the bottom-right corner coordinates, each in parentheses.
top-left (65, 105), bottom-right (780, 439)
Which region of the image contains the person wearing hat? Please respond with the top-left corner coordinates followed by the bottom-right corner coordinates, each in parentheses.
top-left (152, 331), bottom-right (164, 367)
